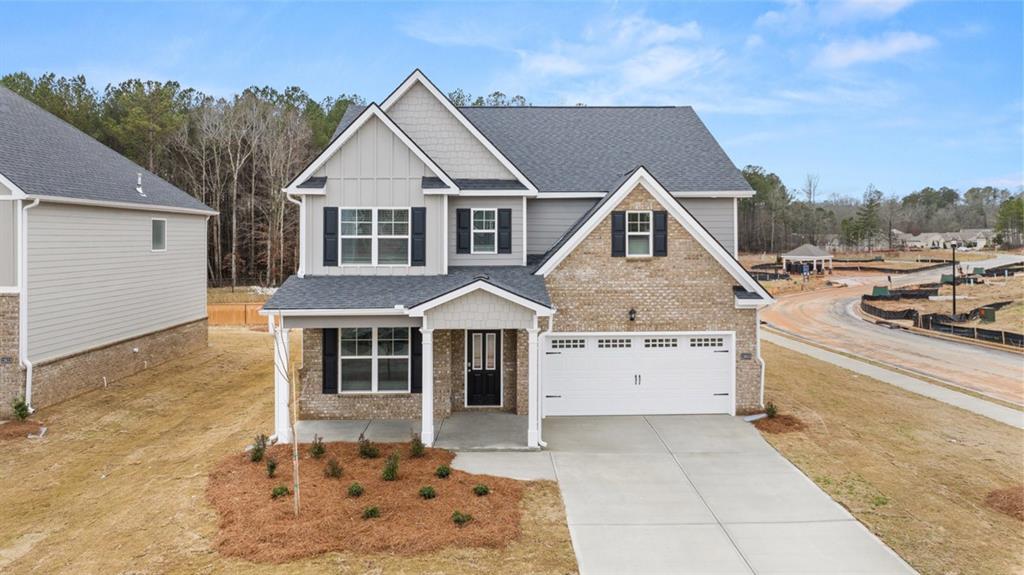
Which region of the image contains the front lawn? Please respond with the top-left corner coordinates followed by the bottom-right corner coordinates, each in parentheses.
top-left (760, 341), bottom-right (1024, 575)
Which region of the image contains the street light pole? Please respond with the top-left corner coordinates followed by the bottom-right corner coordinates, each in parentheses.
top-left (951, 242), bottom-right (957, 316)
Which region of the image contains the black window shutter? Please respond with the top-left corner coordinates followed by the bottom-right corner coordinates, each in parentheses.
top-left (322, 328), bottom-right (338, 394)
top-left (653, 211), bottom-right (668, 256)
top-left (611, 211), bottom-right (626, 257)
top-left (456, 208), bottom-right (471, 254)
top-left (410, 328), bottom-right (423, 394)
top-left (323, 207), bottom-right (338, 266)
top-left (497, 208), bottom-right (512, 254)
top-left (411, 207), bottom-right (427, 266)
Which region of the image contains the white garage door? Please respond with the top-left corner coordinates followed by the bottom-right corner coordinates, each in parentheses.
top-left (541, 333), bottom-right (734, 416)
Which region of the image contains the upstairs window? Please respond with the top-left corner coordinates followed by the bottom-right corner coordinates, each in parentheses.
top-left (626, 211), bottom-right (651, 257)
top-left (377, 209), bottom-right (410, 265)
top-left (151, 219), bottom-right (166, 251)
top-left (471, 209), bottom-right (497, 254)
top-left (341, 209), bottom-right (372, 264)
top-left (340, 208), bottom-right (409, 265)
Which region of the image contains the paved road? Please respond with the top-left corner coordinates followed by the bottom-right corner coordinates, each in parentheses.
top-left (454, 416), bottom-right (914, 575)
top-left (762, 255), bottom-right (1024, 406)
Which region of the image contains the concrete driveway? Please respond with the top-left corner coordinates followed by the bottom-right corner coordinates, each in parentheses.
top-left (454, 415), bottom-right (914, 574)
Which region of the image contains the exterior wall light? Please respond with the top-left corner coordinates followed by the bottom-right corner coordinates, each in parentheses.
top-left (628, 308), bottom-right (637, 322)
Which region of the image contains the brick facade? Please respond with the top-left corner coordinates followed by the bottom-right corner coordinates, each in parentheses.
top-left (543, 183), bottom-right (764, 414)
top-left (0, 294), bottom-right (25, 418)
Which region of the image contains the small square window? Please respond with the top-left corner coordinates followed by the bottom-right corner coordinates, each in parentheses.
top-left (151, 219), bottom-right (166, 251)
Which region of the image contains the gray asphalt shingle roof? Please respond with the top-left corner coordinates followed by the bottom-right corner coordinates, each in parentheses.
top-left (0, 86), bottom-right (213, 213)
top-left (263, 266), bottom-right (551, 311)
top-left (422, 177), bottom-right (526, 190)
top-left (783, 244), bottom-right (832, 258)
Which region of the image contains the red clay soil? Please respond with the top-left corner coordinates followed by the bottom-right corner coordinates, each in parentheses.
top-left (754, 414), bottom-right (807, 434)
top-left (0, 420), bottom-right (44, 440)
top-left (985, 486), bottom-right (1024, 521)
top-left (206, 441), bottom-right (527, 563)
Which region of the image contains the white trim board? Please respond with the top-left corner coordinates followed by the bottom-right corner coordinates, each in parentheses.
top-left (381, 70), bottom-right (539, 196)
top-left (406, 280), bottom-right (553, 317)
top-left (282, 103), bottom-right (458, 194)
top-left (534, 166), bottom-right (773, 303)
top-left (534, 190), bottom-right (755, 199)
top-left (25, 194), bottom-right (217, 216)
top-left (0, 171), bottom-right (28, 199)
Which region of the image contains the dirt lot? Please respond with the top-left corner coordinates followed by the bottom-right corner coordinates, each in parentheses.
top-left (0, 328), bottom-right (577, 575)
top-left (871, 275), bottom-right (1024, 331)
top-left (760, 341), bottom-right (1024, 575)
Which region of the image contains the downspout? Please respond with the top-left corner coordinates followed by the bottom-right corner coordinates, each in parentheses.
top-left (19, 198), bottom-right (40, 412)
top-left (536, 308), bottom-right (555, 448)
top-left (285, 192), bottom-right (304, 278)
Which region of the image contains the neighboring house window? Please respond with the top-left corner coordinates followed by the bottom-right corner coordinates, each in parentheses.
top-left (471, 209), bottom-right (497, 254)
top-left (377, 209), bottom-right (410, 265)
top-left (339, 327), bottom-right (410, 393)
top-left (151, 219), bottom-right (166, 251)
top-left (626, 211), bottom-right (652, 257)
top-left (340, 208), bottom-right (410, 265)
top-left (341, 209), bottom-right (373, 264)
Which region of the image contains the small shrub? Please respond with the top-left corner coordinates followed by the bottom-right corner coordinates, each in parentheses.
top-left (451, 510), bottom-right (473, 526)
top-left (410, 432), bottom-right (425, 458)
top-left (362, 506), bottom-right (380, 519)
top-left (348, 482), bottom-right (364, 497)
top-left (419, 485), bottom-right (436, 500)
top-left (249, 434), bottom-right (268, 463)
top-left (309, 434), bottom-right (326, 459)
top-left (382, 452), bottom-right (400, 481)
top-left (765, 401), bottom-right (778, 419)
top-left (324, 458), bottom-right (343, 479)
top-left (11, 397), bottom-right (29, 421)
top-left (271, 485), bottom-right (289, 499)
top-left (266, 457), bottom-right (278, 478)
top-left (435, 464), bottom-right (451, 479)
top-left (358, 434), bottom-right (380, 459)
top-left (473, 484), bottom-right (490, 497)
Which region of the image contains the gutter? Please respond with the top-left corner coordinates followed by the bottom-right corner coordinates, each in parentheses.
top-left (284, 192), bottom-right (305, 277)
top-left (19, 198), bottom-right (40, 411)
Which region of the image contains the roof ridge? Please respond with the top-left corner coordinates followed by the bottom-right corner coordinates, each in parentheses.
top-left (459, 105), bottom-right (694, 110)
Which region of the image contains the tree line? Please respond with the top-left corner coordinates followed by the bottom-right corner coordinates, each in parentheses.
top-left (739, 165), bottom-right (1023, 253)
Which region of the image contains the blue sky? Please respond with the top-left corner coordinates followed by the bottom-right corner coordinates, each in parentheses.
top-left (1, 1), bottom-right (1021, 199)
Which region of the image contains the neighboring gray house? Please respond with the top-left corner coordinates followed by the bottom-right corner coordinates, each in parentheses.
top-left (262, 70), bottom-right (773, 447)
top-left (0, 86), bottom-right (215, 417)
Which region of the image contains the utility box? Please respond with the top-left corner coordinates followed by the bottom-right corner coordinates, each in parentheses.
top-left (980, 307), bottom-right (997, 323)
top-left (872, 286), bottom-right (890, 296)
top-left (973, 267), bottom-right (986, 275)
top-left (940, 274), bottom-right (954, 285)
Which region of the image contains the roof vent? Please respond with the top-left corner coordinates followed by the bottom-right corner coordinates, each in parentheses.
top-left (474, 273), bottom-right (490, 281)
top-left (136, 173), bottom-right (146, 197)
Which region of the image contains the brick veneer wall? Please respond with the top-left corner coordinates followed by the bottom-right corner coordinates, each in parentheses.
top-left (544, 183), bottom-right (764, 414)
top-left (0, 295), bottom-right (25, 418)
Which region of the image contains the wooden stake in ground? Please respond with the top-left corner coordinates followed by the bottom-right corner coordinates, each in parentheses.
top-left (290, 354), bottom-right (300, 517)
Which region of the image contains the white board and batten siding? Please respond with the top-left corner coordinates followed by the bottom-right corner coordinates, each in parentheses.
top-left (447, 197), bottom-right (523, 266)
top-left (26, 203), bottom-right (207, 363)
top-left (306, 114), bottom-right (445, 276)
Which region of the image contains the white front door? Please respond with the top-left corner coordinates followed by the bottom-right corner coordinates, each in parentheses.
top-left (541, 333), bottom-right (734, 416)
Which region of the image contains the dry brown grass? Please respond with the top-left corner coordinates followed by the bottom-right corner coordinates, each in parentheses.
top-left (761, 342), bottom-right (1024, 575)
top-left (208, 286), bottom-right (272, 303)
top-left (0, 328), bottom-right (577, 575)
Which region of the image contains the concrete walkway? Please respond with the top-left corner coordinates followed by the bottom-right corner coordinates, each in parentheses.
top-left (454, 415), bottom-right (914, 575)
top-left (763, 330), bottom-right (1024, 429)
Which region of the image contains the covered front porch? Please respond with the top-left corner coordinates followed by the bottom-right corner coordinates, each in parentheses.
top-left (294, 412), bottom-right (531, 451)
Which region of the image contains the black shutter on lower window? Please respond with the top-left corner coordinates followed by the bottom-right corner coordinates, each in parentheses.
top-left (323, 207), bottom-right (338, 266)
top-left (611, 211), bottom-right (626, 257)
top-left (411, 207), bottom-right (426, 266)
top-left (410, 328), bottom-right (422, 394)
top-left (497, 208), bottom-right (512, 254)
top-left (653, 211), bottom-right (668, 256)
top-left (456, 208), bottom-right (471, 254)
top-left (322, 328), bottom-right (338, 394)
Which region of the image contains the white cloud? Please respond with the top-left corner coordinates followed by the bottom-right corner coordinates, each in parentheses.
top-left (814, 31), bottom-right (937, 68)
top-left (745, 34), bottom-right (764, 49)
top-left (820, 0), bottom-right (916, 24)
top-left (518, 51), bottom-right (588, 77)
top-left (756, 0), bottom-right (914, 29)
top-left (614, 15), bottom-right (702, 46)
top-left (622, 46), bottom-right (723, 87)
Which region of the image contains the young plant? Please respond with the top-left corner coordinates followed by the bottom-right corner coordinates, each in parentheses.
top-left (271, 485), bottom-right (289, 499)
top-left (309, 434), bottom-right (326, 459)
top-left (358, 433), bottom-right (380, 459)
top-left (409, 432), bottom-right (425, 458)
top-left (473, 484), bottom-right (490, 497)
top-left (419, 485), bottom-right (436, 500)
top-left (250, 434), bottom-right (268, 463)
top-left (324, 458), bottom-right (343, 479)
top-left (347, 482), bottom-right (364, 497)
top-left (266, 457), bottom-right (278, 478)
top-left (382, 452), bottom-right (400, 481)
top-left (434, 464), bottom-right (451, 479)
top-left (11, 397), bottom-right (29, 421)
top-left (362, 506), bottom-right (380, 519)
top-left (451, 511), bottom-right (473, 526)
top-left (765, 401), bottom-right (778, 419)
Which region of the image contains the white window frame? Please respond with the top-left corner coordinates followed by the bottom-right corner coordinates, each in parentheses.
top-left (151, 218), bottom-right (167, 252)
top-left (626, 210), bottom-right (652, 257)
top-left (339, 207), bottom-right (410, 266)
top-left (338, 327), bottom-right (411, 394)
top-left (470, 208), bottom-right (497, 255)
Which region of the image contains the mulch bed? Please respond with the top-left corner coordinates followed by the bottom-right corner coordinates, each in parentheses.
top-left (985, 485), bottom-right (1024, 521)
top-left (206, 441), bottom-right (526, 563)
top-left (754, 414), bottom-right (807, 434)
top-left (0, 420), bottom-right (44, 440)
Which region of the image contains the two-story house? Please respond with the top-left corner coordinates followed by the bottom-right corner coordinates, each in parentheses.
top-left (262, 70), bottom-right (773, 447)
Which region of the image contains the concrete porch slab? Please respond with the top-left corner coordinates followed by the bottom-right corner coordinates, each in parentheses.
top-left (294, 419), bottom-right (368, 443)
top-left (451, 451), bottom-right (556, 480)
top-left (434, 412), bottom-right (529, 451)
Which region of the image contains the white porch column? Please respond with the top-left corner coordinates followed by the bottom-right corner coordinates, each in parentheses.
top-left (420, 327), bottom-right (435, 446)
top-left (527, 327), bottom-right (541, 448)
top-left (272, 323), bottom-right (293, 444)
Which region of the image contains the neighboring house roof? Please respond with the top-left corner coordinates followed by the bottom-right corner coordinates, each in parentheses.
top-left (0, 86), bottom-right (214, 214)
top-left (783, 244), bottom-right (831, 258)
top-left (263, 266), bottom-right (551, 311)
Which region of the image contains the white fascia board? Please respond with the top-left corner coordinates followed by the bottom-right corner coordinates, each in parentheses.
top-left (282, 103), bottom-right (458, 194)
top-left (671, 190), bottom-right (755, 199)
top-left (535, 192), bottom-right (607, 199)
top-left (381, 70), bottom-right (539, 195)
top-left (456, 190), bottom-right (537, 197)
top-left (283, 187), bottom-right (326, 196)
top-left (735, 298), bottom-right (774, 309)
top-left (0, 171), bottom-right (27, 199)
top-left (258, 307), bottom-right (408, 317)
top-left (28, 194), bottom-right (218, 216)
top-left (535, 167), bottom-right (772, 301)
top-left (406, 280), bottom-right (553, 317)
